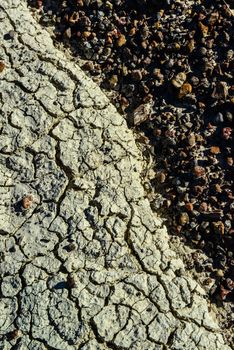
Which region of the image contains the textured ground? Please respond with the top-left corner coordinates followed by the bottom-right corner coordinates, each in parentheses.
top-left (0, 1), bottom-right (232, 349)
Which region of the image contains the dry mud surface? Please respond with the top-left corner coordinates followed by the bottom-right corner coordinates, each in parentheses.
top-left (0, 1), bottom-right (232, 349)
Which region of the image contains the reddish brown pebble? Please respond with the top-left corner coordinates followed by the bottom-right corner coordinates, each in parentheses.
top-left (220, 285), bottom-right (231, 300)
top-left (153, 128), bottom-right (162, 136)
top-left (120, 97), bottom-right (129, 111)
top-left (222, 127), bottom-right (232, 139)
top-left (22, 195), bottom-right (33, 209)
top-left (129, 27), bottom-right (136, 36)
top-left (178, 83), bottom-right (192, 98)
top-left (185, 203), bottom-right (193, 211)
top-left (117, 34), bottom-right (126, 47)
top-left (210, 146), bottom-right (220, 154)
top-left (194, 166), bottom-right (206, 177)
top-left (0, 62), bottom-right (5, 72)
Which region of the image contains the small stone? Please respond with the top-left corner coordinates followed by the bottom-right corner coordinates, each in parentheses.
top-left (215, 184), bottom-right (222, 193)
top-left (220, 285), bottom-right (231, 300)
top-left (198, 101), bottom-right (206, 109)
top-left (208, 12), bottom-right (219, 26)
top-left (194, 185), bottom-right (204, 195)
top-left (109, 75), bottom-right (118, 88)
top-left (199, 202), bottom-right (208, 212)
top-left (117, 34), bottom-right (126, 47)
top-left (227, 157), bottom-right (233, 166)
top-left (212, 81), bottom-right (228, 99)
top-left (194, 166), bottom-right (206, 178)
top-left (131, 102), bottom-right (152, 126)
top-left (226, 278), bottom-right (234, 290)
top-left (198, 22), bottom-right (209, 37)
top-left (196, 134), bottom-right (204, 142)
top-left (22, 195), bottom-right (33, 209)
top-left (66, 243), bottom-right (77, 252)
top-left (187, 39), bottom-right (195, 52)
top-left (188, 134), bottom-right (196, 147)
top-left (179, 212), bottom-right (190, 226)
top-left (69, 12), bottom-right (79, 24)
top-left (185, 203), bottom-right (193, 211)
top-left (213, 221), bottom-right (225, 235)
top-left (216, 269), bottom-right (224, 277)
top-left (171, 72), bottom-right (186, 88)
top-left (174, 43), bottom-right (180, 50)
top-left (141, 41), bottom-right (147, 50)
top-left (158, 172), bottom-right (166, 183)
top-left (178, 83), bottom-right (192, 98)
top-left (5, 30), bottom-right (16, 40)
top-left (106, 1), bottom-right (113, 9)
top-left (222, 127), bottom-right (232, 140)
top-left (131, 69), bottom-right (143, 81)
top-left (226, 111), bottom-right (233, 123)
top-left (153, 128), bottom-right (161, 136)
top-left (82, 31), bottom-right (91, 39)
top-left (129, 27), bottom-right (136, 36)
top-left (0, 62), bottom-right (5, 72)
top-left (120, 96), bottom-right (129, 111)
top-left (214, 112), bottom-right (224, 124)
top-left (82, 61), bottom-right (94, 71)
top-left (64, 28), bottom-right (72, 39)
top-left (210, 146), bottom-right (220, 154)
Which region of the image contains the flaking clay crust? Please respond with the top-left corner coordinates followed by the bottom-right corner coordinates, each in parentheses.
top-left (0, 1), bottom-right (231, 349)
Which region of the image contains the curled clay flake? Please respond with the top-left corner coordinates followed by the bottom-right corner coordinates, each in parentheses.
top-left (22, 194), bottom-right (33, 209)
